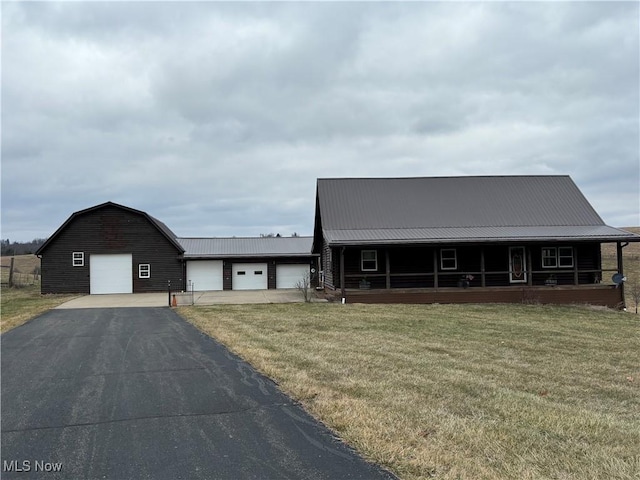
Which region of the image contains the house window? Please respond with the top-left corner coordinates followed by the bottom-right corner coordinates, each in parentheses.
top-left (361, 250), bottom-right (378, 271)
top-left (139, 264), bottom-right (150, 278)
top-left (558, 247), bottom-right (574, 267)
top-left (542, 247), bottom-right (574, 268)
top-left (72, 252), bottom-right (84, 267)
top-left (440, 249), bottom-right (457, 270)
top-left (542, 247), bottom-right (557, 268)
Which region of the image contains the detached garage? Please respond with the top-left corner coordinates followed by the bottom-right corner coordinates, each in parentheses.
top-left (178, 237), bottom-right (317, 291)
top-left (38, 202), bottom-right (317, 295)
top-left (37, 202), bottom-right (185, 294)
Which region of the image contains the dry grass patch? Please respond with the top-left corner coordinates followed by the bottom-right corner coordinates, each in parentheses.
top-left (1, 285), bottom-right (77, 333)
top-left (180, 303), bottom-right (640, 480)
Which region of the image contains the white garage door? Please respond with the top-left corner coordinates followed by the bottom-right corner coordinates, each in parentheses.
top-left (90, 254), bottom-right (133, 294)
top-left (232, 263), bottom-right (268, 290)
top-left (276, 264), bottom-right (310, 289)
top-left (186, 261), bottom-right (223, 291)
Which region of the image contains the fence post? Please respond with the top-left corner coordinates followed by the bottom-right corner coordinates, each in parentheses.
top-left (8, 257), bottom-right (15, 287)
top-left (168, 280), bottom-right (171, 307)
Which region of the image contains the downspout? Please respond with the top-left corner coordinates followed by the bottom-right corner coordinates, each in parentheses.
top-left (340, 246), bottom-right (346, 303)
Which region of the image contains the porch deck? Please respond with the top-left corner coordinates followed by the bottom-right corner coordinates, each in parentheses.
top-left (329, 284), bottom-right (624, 308)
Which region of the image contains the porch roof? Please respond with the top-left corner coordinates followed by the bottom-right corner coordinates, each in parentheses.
top-left (324, 225), bottom-right (640, 246)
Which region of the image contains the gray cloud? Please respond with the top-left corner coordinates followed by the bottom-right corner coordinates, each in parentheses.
top-left (2, 1), bottom-right (638, 241)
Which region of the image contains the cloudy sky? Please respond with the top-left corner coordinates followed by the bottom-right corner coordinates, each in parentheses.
top-left (2, 1), bottom-right (638, 241)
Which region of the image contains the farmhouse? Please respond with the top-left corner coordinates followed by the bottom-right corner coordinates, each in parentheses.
top-left (36, 202), bottom-right (316, 295)
top-left (36, 176), bottom-right (639, 307)
top-left (312, 176), bottom-right (640, 307)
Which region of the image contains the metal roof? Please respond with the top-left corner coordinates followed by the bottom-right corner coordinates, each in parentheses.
top-left (316, 176), bottom-right (640, 245)
top-left (324, 226), bottom-right (637, 245)
top-left (178, 236), bottom-right (315, 258)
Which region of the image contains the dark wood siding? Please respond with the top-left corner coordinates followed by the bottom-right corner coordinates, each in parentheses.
top-left (321, 241), bottom-right (336, 289)
top-left (223, 261), bottom-right (233, 290)
top-left (268, 261), bottom-right (276, 290)
top-left (40, 205), bottom-right (183, 294)
top-left (340, 285), bottom-right (622, 309)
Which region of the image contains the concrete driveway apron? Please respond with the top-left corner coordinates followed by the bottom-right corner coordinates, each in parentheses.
top-left (1, 307), bottom-right (394, 479)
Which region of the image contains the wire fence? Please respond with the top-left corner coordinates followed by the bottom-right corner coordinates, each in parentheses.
top-left (1, 259), bottom-right (41, 288)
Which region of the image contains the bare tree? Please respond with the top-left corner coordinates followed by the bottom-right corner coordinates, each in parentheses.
top-left (295, 271), bottom-right (312, 303)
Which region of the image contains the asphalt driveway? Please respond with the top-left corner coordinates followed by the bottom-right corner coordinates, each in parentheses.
top-left (1, 308), bottom-right (393, 479)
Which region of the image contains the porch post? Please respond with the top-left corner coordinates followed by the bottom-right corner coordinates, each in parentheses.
top-left (340, 247), bottom-right (346, 299)
top-left (616, 242), bottom-right (624, 276)
top-left (527, 248), bottom-right (533, 286)
top-left (385, 249), bottom-right (391, 289)
top-left (617, 242), bottom-right (625, 306)
top-left (573, 247), bottom-right (579, 285)
top-left (433, 248), bottom-right (439, 290)
top-left (480, 247), bottom-right (486, 288)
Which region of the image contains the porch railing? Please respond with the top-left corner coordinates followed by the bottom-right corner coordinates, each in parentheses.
top-left (344, 267), bottom-right (620, 289)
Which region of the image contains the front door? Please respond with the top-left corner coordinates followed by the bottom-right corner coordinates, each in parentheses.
top-left (509, 246), bottom-right (527, 283)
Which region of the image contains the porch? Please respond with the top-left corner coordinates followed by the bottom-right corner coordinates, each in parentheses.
top-left (326, 242), bottom-right (628, 308)
top-left (329, 284), bottom-right (623, 308)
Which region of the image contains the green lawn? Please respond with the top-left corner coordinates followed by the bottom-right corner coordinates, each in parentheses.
top-left (0, 285), bottom-right (77, 333)
top-left (180, 303), bottom-right (640, 480)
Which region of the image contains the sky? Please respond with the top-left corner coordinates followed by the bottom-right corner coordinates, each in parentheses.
top-left (2, 1), bottom-right (639, 242)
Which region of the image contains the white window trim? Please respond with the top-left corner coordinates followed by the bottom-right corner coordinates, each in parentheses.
top-left (72, 252), bottom-right (84, 267)
top-left (361, 250), bottom-right (378, 272)
top-left (440, 249), bottom-right (457, 270)
top-left (138, 264), bottom-right (150, 279)
top-left (542, 247), bottom-right (574, 269)
top-left (558, 247), bottom-right (574, 268)
top-left (542, 247), bottom-right (557, 268)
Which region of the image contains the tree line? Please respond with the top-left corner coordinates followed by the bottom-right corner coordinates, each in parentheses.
top-left (1, 238), bottom-right (47, 256)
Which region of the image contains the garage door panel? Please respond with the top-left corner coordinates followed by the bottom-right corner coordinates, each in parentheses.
top-left (187, 261), bottom-right (223, 291)
top-left (232, 263), bottom-right (268, 290)
top-left (90, 254), bottom-right (133, 295)
top-left (276, 264), bottom-right (310, 289)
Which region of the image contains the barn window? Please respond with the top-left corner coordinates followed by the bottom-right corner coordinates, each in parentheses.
top-left (361, 250), bottom-right (378, 271)
top-left (72, 252), bottom-right (84, 267)
top-left (139, 264), bottom-right (150, 278)
top-left (440, 249), bottom-right (457, 270)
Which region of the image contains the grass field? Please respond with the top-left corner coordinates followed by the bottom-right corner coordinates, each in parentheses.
top-left (0, 285), bottom-right (77, 333)
top-left (1, 254), bottom-right (41, 286)
top-left (180, 303), bottom-right (640, 480)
